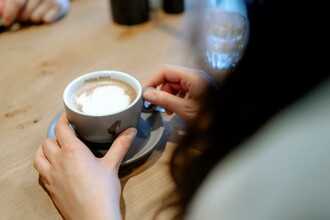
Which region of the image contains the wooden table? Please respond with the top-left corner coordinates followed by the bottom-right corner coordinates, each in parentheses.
top-left (0, 0), bottom-right (191, 219)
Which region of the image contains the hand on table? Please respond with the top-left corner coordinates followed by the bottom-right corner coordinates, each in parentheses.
top-left (0, 0), bottom-right (70, 27)
top-left (143, 64), bottom-right (215, 124)
top-left (33, 113), bottom-right (136, 220)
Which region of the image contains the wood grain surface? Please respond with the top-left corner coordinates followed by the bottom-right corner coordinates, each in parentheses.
top-left (0, 0), bottom-right (191, 219)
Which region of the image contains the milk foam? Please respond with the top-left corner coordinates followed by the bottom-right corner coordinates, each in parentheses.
top-left (74, 85), bottom-right (132, 115)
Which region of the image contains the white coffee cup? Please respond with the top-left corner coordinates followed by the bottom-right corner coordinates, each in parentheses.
top-left (63, 70), bottom-right (148, 143)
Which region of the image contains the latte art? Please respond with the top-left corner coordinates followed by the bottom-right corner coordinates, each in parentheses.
top-left (72, 78), bottom-right (136, 115)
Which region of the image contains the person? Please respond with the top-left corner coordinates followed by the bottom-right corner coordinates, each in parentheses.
top-left (0, 0), bottom-right (70, 27)
top-left (33, 0), bottom-right (330, 220)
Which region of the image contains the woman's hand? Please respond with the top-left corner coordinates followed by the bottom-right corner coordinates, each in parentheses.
top-left (0, 0), bottom-right (4, 17)
top-left (33, 113), bottom-right (136, 220)
top-left (1, 0), bottom-right (70, 27)
top-left (143, 64), bottom-right (215, 124)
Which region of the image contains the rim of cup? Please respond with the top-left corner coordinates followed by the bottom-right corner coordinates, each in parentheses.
top-left (63, 70), bottom-right (142, 117)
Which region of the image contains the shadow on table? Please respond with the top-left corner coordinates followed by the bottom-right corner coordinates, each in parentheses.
top-left (0, 22), bottom-right (37, 33)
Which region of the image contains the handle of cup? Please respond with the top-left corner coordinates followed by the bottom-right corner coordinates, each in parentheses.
top-left (142, 87), bottom-right (158, 113)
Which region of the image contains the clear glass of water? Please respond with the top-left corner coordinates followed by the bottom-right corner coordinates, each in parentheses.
top-left (184, 0), bottom-right (249, 82)
top-left (203, 10), bottom-right (248, 69)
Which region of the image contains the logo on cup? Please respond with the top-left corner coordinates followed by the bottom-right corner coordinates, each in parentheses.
top-left (107, 120), bottom-right (121, 137)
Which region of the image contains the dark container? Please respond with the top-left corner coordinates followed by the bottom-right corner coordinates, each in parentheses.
top-left (162, 0), bottom-right (184, 14)
top-left (110, 0), bottom-right (149, 25)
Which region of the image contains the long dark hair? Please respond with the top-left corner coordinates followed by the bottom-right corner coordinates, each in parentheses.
top-left (162, 1), bottom-right (329, 219)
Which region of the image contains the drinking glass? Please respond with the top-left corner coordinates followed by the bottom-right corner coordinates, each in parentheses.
top-left (184, 0), bottom-right (249, 82)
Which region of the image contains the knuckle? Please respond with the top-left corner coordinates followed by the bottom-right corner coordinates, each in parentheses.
top-left (12, 0), bottom-right (25, 8)
top-left (113, 136), bottom-right (131, 154)
top-left (52, 4), bottom-right (61, 11)
top-left (158, 92), bottom-right (170, 108)
top-left (41, 139), bottom-right (52, 149)
top-left (64, 142), bottom-right (78, 154)
top-left (31, 14), bottom-right (41, 22)
top-left (53, 123), bottom-right (61, 136)
top-left (115, 136), bottom-right (130, 149)
top-left (33, 158), bottom-right (39, 170)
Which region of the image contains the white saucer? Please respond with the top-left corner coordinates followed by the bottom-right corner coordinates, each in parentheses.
top-left (47, 110), bottom-right (165, 166)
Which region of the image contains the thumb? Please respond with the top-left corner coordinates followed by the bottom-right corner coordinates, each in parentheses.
top-left (102, 127), bottom-right (137, 171)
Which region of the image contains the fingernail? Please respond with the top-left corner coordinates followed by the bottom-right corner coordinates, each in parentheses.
top-left (126, 128), bottom-right (137, 141)
top-left (143, 91), bottom-right (157, 102)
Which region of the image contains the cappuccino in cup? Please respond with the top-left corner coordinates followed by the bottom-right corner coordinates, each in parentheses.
top-left (71, 78), bottom-right (137, 115)
top-left (63, 70), bottom-right (143, 143)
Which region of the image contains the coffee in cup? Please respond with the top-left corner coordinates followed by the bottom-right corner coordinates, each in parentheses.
top-left (63, 70), bottom-right (144, 144)
top-left (71, 78), bottom-right (137, 115)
